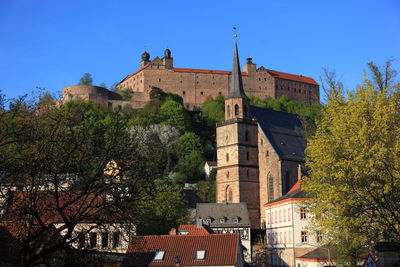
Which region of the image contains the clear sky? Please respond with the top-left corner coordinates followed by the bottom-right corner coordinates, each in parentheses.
top-left (1, 0), bottom-right (399, 102)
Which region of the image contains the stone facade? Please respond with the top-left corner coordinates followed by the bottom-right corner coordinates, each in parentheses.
top-left (117, 50), bottom-right (319, 109)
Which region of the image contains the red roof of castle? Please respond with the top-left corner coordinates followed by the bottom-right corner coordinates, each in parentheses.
top-left (266, 69), bottom-right (318, 85)
top-left (121, 233), bottom-right (240, 266)
top-left (120, 63), bottom-right (150, 83)
top-left (174, 67), bottom-right (248, 76)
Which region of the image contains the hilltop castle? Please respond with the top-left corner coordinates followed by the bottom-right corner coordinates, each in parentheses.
top-left (116, 49), bottom-right (319, 108)
top-left (216, 40), bottom-right (308, 229)
top-left (63, 48), bottom-right (320, 109)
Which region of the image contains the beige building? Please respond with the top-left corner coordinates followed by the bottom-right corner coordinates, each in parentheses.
top-left (117, 49), bottom-right (319, 109)
top-left (216, 40), bottom-right (308, 230)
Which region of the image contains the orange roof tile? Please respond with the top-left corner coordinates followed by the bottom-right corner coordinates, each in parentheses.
top-left (177, 225), bottom-right (213, 235)
top-left (266, 69), bottom-right (319, 85)
top-left (120, 63), bottom-right (150, 83)
top-left (122, 233), bottom-right (239, 266)
top-left (174, 67), bottom-right (248, 76)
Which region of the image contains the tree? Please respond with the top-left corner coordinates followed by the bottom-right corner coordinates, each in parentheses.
top-left (78, 73), bottom-right (93, 85)
top-left (303, 62), bottom-right (400, 264)
top-left (0, 98), bottom-right (143, 265)
top-left (134, 184), bottom-right (189, 235)
top-left (159, 100), bottom-right (191, 132)
top-left (201, 95), bottom-right (225, 127)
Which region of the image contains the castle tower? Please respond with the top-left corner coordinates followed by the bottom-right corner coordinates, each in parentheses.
top-left (140, 51), bottom-right (150, 67)
top-left (162, 48), bottom-right (173, 69)
top-left (216, 39), bottom-right (260, 229)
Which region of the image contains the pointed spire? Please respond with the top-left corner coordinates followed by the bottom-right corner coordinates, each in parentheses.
top-left (227, 39), bottom-right (247, 99)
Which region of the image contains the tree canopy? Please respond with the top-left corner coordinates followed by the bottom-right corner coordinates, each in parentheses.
top-left (78, 73), bottom-right (93, 85)
top-left (303, 62), bottom-right (400, 263)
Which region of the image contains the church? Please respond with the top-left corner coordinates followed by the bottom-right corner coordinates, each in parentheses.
top-left (216, 39), bottom-right (309, 229)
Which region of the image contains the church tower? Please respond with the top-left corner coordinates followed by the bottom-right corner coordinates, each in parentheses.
top-left (216, 38), bottom-right (260, 229)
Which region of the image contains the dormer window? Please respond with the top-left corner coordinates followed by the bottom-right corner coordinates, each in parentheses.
top-left (234, 217), bottom-right (240, 223)
top-left (220, 218), bottom-right (225, 223)
top-left (154, 251), bottom-right (165, 261)
top-left (195, 250), bottom-right (206, 260)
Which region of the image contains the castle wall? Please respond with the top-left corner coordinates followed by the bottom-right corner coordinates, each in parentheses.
top-left (118, 57), bottom-right (320, 109)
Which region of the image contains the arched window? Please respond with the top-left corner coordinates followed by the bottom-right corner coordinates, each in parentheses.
top-left (226, 153), bottom-right (229, 162)
top-left (285, 171), bottom-right (291, 194)
top-left (226, 171), bottom-right (229, 178)
top-left (227, 105), bottom-right (231, 118)
top-left (234, 104), bottom-right (239, 116)
top-left (226, 186), bottom-right (233, 202)
top-left (268, 173), bottom-right (274, 202)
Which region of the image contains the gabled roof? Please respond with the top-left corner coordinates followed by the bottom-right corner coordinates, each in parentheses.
top-left (121, 233), bottom-right (240, 266)
top-left (266, 69), bottom-right (319, 85)
top-left (250, 106), bottom-right (307, 161)
top-left (196, 202), bottom-right (251, 227)
top-left (119, 63), bottom-right (150, 83)
top-left (177, 225), bottom-right (214, 235)
top-left (265, 180), bottom-right (310, 206)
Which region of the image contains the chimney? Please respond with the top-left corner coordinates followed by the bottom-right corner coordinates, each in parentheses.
top-left (196, 218), bottom-right (203, 229)
top-left (169, 228), bottom-right (177, 235)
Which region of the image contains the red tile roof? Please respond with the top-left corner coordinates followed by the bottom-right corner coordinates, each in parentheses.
top-left (120, 63), bottom-right (150, 83)
top-left (4, 191), bottom-right (124, 227)
top-left (177, 225), bottom-right (213, 235)
top-left (266, 69), bottom-right (318, 85)
top-left (174, 67), bottom-right (248, 76)
top-left (206, 161), bottom-right (217, 167)
top-left (122, 233), bottom-right (240, 266)
top-left (287, 179), bottom-right (301, 194)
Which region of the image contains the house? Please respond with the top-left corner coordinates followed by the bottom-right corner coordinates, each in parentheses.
top-left (204, 161), bottom-right (217, 179)
top-left (1, 191), bottom-right (134, 254)
top-left (121, 232), bottom-right (245, 267)
top-left (196, 202), bottom-right (252, 263)
top-left (264, 180), bottom-right (334, 267)
top-left (216, 38), bottom-right (312, 229)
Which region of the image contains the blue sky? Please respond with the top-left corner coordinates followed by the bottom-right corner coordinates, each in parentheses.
top-left (1, 0), bottom-right (399, 102)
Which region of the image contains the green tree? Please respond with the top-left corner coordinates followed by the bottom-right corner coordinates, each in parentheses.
top-left (201, 95), bottom-right (225, 127)
top-left (303, 63), bottom-right (400, 264)
top-left (159, 100), bottom-right (191, 132)
top-left (78, 73), bottom-right (93, 85)
top-left (135, 184), bottom-right (189, 235)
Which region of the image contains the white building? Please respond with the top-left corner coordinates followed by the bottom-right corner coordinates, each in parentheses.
top-left (265, 180), bottom-right (333, 267)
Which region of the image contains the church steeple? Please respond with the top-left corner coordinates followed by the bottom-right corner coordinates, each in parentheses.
top-left (227, 39), bottom-right (248, 99)
top-left (225, 38), bottom-right (250, 120)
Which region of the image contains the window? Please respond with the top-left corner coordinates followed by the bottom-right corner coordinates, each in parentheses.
top-left (226, 171), bottom-right (229, 178)
top-left (300, 208), bottom-right (307, 220)
top-left (195, 250), bottom-right (206, 260)
top-left (182, 91), bottom-right (186, 95)
top-left (279, 232), bottom-right (282, 244)
top-left (317, 231), bottom-right (324, 243)
top-left (246, 169), bottom-right (249, 177)
top-left (244, 105), bottom-right (247, 116)
top-left (267, 213), bottom-right (270, 224)
top-left (228, 189), bottom-right (233, 202)
top-left (220, 218), bottom-right (225, 223)
top-left (218, 92), bottom-right (222, 95)
top-left (284, 232), bottom-right (287, 243)
top-left (234, 104), bottom-right (239, 116)
top-left (158, 78), bottom-right (161, 82)
top-left (301, 231), bottom-right (308, 243)
top-left (283, 209), bottom-right (286, 222)
top-left (226, 153), bottom-right (229, 162)
top-left (268, 173), bottom-right (274, 201)
top-left (112, 232), bottom-right (120, 248)
top-left (200, 91), bottom-right (204, 95)
top-left (285, 171), bottom-right (290, 194)
top-left (275, 211), bottom-right (277, 224)
top-left (100, 232), bottom-right (108, 249)
top-left (227, 105), bottom-right (230, 117)
top-left (90, 232), bottom-right (97, 248)
top-left (279, 210), bottom-right (282, 223)
top-left (234, 217), bottom-right (239, 223)
top-left (246, 152), bottom-right (250, 160)
top-left (154, 251), bottom-right (165, 261)
top-left (266, 150), bottom-right (269, 156)
top-left (288, 208), bottom-right (291, 221)
top-left (78, 233), bottom-right (85, 248)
